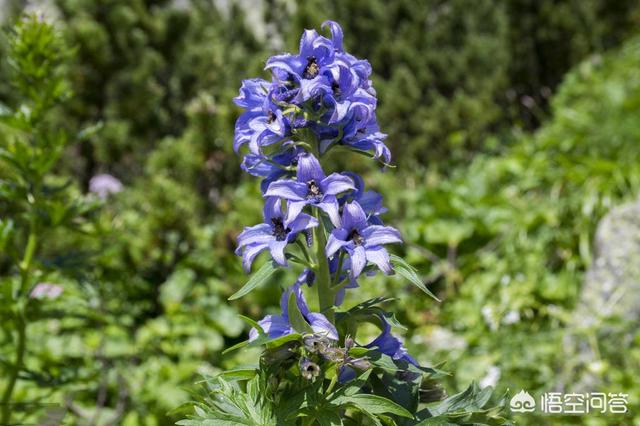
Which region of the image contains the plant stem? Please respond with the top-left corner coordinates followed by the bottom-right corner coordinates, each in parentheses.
top-left (314, 217), bottom-right (334, 323)
top-left (324, 375), bottom-right (338, 395)
top-left (301, 416), bottom-right (315, 426)
top-left (1, 220), bottom-right (37, 424)
top-left (1, 314), bottom-right (26, 424)
top-left (295, 239), bottom-right (314, 267)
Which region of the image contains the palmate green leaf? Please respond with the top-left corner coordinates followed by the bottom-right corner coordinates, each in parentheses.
top-left (315, 410), bottom-right (343, 426)
top-left (182, 376), bottom-right (280, 426)
top-left (390, 254), bottom-right (440, 301)
top-left (411, 382), bottom-right (512, 426)
top-left (369, 369), bottom-right (421, 417)
top-left (229, 261), bottom-right (277, 300)
top-left (428, 382), bottom-right (492, 417)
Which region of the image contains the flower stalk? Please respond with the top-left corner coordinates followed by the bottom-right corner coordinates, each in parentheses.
top-left (314, 214), bottom-right (334, 323)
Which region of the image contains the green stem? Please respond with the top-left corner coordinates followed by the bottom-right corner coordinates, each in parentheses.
top-left (331, 278), bottom-right (351, 292)
top-left (324, 374), bottom-right (338, 396)
top-left (314, 217), bottom-right (334, 323)
top-left (301, 416), bottom-right (315, 426)
top-left (1, 314), bottom-right (26, 424)
top-left (1, 220), bottom-right (37, 424)
top-left (295, 239), bottom-right (314, 267)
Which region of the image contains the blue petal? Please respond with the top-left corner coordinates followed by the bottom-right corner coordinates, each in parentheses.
top-left (341, 201), bottom-right (368, 230)
top-left (241, 242), bottom-right (268, 272)
top-left (268, 239), bottom-right (288, 266)
top-left (265, 53), bottom-right (305, 77)
top-left (286, 213), bottom-right (318, 234)
top-left (265, 197), bottom-right (287, 223)
top-left (249, 314), bottom-right (292, 341)
top-left (361, 225), bottom-right (403, 246)
top-left (306, 313), bottom-right (339, 340)
top-left (364, 246), bottom-right (393, 275)
top-left (364, 314), bottom-right (418, 366)
top-left (338, 366), bottom-right (357, 383)
top-left (265, 180), bottom-right (307, 201)
top-left (234, 78), bottom-right (269, 109)
top-left (285, 201), bottom-right (307, 225)
top-left (349, 245), bottom-right (367, 278)
top-left (296, 153), bottom-right (325, 183)
top-left (321, 173), bottom-right (354, 196)
top-left (236, 223), bottom-right (272, 247)
top-left (322, 20), bottom-right (344, 52)
top-left (316, 195), bottom-right (342, 227)
top-left (326, 229), bottom-right (350, 257)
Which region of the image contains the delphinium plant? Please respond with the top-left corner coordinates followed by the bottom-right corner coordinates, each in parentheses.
top-left (180, 22), bottom-right (509, 425)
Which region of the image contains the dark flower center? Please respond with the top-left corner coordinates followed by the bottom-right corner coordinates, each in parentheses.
top-left (300, 359), bottom-right (321, 379)
top-left (348, 229), bottom-right (365, 246)
top-left (332, 81), bottom-right (341, 97)
top-left (267, 110), bottom-right (276, 123)
top-left (271, 217), bottom-right (290, 241)
top-left (303, 56), bottom-right (320, 79)
top-left (306, 179), bottom-right (323, 202)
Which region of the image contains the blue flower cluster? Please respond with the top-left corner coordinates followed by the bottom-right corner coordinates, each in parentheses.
top-left (233, 21), bottom-right (416, 371)
top-left (235, 21), bottom-right (391, 187)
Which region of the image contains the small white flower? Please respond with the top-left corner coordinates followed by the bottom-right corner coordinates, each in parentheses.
top-left (502, 310), bottom-right (521, 325)
top-left (481, 306), bottom-right (498, 331)
top-left (89, 174), bottom-right (123, 199)
top-left (480, 366), bottom-right (501, 389)
top-left (30, 282), bottom-right (63, 300)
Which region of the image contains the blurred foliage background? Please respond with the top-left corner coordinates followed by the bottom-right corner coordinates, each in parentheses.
top-left (0, 0), bottom-right (639, 425)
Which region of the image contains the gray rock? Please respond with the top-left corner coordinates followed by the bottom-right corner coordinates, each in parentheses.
top-left (562, 198), bottom-right (640, 391)
top-left (578, 199), bottom-right (640, 326)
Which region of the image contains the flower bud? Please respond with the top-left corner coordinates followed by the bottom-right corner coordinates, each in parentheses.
top-left (303, 334), bottom-right (329, 353)
top-left (300, 358), bottom-right (321, 380)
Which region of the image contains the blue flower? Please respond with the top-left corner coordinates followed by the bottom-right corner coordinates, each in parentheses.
top-left (249, 277), bottom-right (338, 341)
top-left (233, 21), bottom-right (392, 165)
top-left (326, 201), bottom-right (402, 278)
top-left (233, 80), bottom-right (290, 155)
top-left (240, 145), bottom-right (303, 193)
top-left (235, 197), bottom-right (318, 272)
top-left (265, 24), bottom-right (338, 102)
top-left (340, 172), bottom-right (388, 225)
top-left (364, 313), bottom-right (418, 366)
top-left (265, 152), bottom-right (354, 227)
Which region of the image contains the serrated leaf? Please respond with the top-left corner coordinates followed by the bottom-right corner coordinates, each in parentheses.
top-left (333, 394), bottom-right (413, 418)
top-left (287, 290), bottom-right (313, 334)
top-left (218, 368), bottom-right (258, 381)
top-left (428, 382), bottom-right (493, 417)
top-left (390, 254), bottom-right (440, 301)
top-left (229, 261), bottom-right (277, 300)
top-left (346, 297), bottom-right (395, 312)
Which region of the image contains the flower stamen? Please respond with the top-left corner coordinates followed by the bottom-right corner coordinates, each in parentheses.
top-left (303, 56), bottom-right (319, 79)
top-left (306, 179), bottom-right (323, 202)
top-left (271, 217), bottom-right (291, 241)
top-left (347, 229), bottom-right (365, 246)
